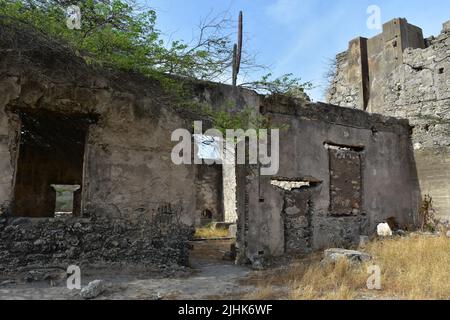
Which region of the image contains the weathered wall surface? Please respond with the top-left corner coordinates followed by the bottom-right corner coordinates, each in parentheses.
top-left (81, 99), bottom-right (197, 225)
top-left (195, 165), bottom-right (223, 225)
top-left (0, 19), bottom-right (425, 269)
top-left (366, 19), bottom-right (424, 113)
top-left (237, 96), bottom-right (419, 264)
top-left (0, 21), bottom-right (259, 224)
top-left (192, 84), bottom-right (261, 225)
top-left (0, 78), bottom-right (20, 215)
top-left (328, 18), bottom-right (425, 112)
top-left (0, 213), bottom-right (194, 272)
top-left (327, 38), bottom-right (369, 109)
top-left (0, 20), bottom-right (260, 267)
top-left (327, 18), bottom-right (450, 222)
top-left (0, 70), bottom-right (199, 225)
top-left (382, 27), bottom-right (450, 221)
top-left (223, 161), bottom-right (238, 223)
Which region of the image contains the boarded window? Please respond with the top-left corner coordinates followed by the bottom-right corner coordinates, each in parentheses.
top-left (327, 145), bottom-right (363, 216)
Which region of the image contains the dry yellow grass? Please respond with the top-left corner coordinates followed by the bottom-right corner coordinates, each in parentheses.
top-left (194, 227), bottom-right (229, 239)
top-left (287, 257), bottom-right (365, 300)
top-left (362, 234), bottom-right (450, 299)
top-left (243, 285), bottom-right (283, 300)
top-left (246, 234), bottom-right (450, 300)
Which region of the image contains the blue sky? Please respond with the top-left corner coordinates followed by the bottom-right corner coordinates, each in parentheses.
top-left (145, 0), bottom-right (450, 101)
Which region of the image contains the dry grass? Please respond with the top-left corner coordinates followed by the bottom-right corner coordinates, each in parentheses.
top-left (287, 258), bottom-right (365, 300)
top-left (245, 234), bottom-right (450, 300)
top-left (362, 234), bottom-right (450, 299)
top-left (194, 227), bottom-right (229, 239)
top-left (241, 253), bottom-right (363, 300)
top-left (243, 286), bottom-right (284, 300)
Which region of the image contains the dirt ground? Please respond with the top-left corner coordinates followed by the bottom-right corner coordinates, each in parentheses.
top-left (2, 235), bottom-right (447, 300)
top-left (0, 240), bottom-right (258, 300)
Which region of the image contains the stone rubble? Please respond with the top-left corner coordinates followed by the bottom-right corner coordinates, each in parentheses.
top-left (323, 248), bottom-right (371, 264)
top-left (81, 280), bottom-right (105, 299)
top-left (358, 235), bottom-right (370, 248)
top-left (0, 215), bottom-right (194, 272)
top-left (377, 223), bottom-right (393, 237)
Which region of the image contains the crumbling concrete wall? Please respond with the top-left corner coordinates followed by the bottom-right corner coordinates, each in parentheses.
top-left (236, 96), bottom-right (419, 264)
top-left (0, 78), bottom-right (20, 215)
top-left (0, 19), bottom-right (425, 270)
top-left (327, 18), bottom-right (450, 222)
top-left (327, 18), bottom-right (425, 112)
top-left (0, 72), bottom-right (199, 225)
top-left (0, 20), bottom-right (259, 268)
top-left (195, 165), bottom-right (223, 225)
top-left (0, 23), bottom-right (198, 268)
top-left (327, 39), bottom-right (369, 109)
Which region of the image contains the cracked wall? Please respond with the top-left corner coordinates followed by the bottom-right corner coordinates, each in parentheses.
top-left (195, 164), bottom-right (223, 226)
top-left (0, 213), bottom-right (194, 272)
top-left (0, 19), bottom-right (424, 269)
top-left (0, 20), bottom-right (260, 268)
top-left (327, 18), bottom-right (450, 222)
top-left (236, 96), bottom-right (419, 264)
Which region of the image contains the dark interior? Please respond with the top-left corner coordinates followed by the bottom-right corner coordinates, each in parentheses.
top-left (12, 109), bottom-right (95, 217)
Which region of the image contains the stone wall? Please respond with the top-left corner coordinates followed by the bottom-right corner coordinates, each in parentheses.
top-left (327, 50), bottom-right (364, 109)
top-left (0, 19), bottom-right (259, 268)
top-left (327, 18), bottom-right (450, 222)
top-left (0, 18), bottom-right (427, 270)
top-left (236, 96), bottom-right (419, 265)
top-left (223, 161), bottom-right (238, 223)
top-left (281, 187), bottom-right (317, 254)
top-left (195, 165), bottom-right (223, 226)
top-left (327, 18), bottom-right (425, 112)
top-left (383, 27), bottom-right (450, 222)
top-left (0, 212), bottom-right (194, 272)
top-left (0, 20), bottom-right (259, 222)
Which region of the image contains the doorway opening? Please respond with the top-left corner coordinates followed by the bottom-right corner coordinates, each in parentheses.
top-left (191, 135), bottom-right (237, 266)
top-left (12, 109), bottom-right (96, 217)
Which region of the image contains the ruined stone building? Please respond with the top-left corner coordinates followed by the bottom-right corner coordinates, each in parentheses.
top-left (327, 18), bottom-right (450, 223)
top-left (235, 97), bottom-right (418, 263)
top-left (0, 19), bottom-right (420, 269)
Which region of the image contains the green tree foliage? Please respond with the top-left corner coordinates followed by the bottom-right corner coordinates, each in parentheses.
top-left (241, 73), bottom-right (313, 99)
top-left (0, 0), bottom-right (312, 129)
top-left (1, 0), bottom-right (183, 77)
